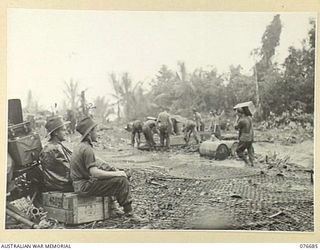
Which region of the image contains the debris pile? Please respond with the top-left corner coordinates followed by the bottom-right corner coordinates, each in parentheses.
top-left (255, 109), bottom-right (313, 145)
top-left (6, 197), bottom-right (59, 229)
top-left (258, 109), bottom-right (313, 132)
top-left (256, 152), bottom-right (313, 183)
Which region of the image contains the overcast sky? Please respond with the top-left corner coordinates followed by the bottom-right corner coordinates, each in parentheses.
top-left (7, 9), bottom-right (315, 110)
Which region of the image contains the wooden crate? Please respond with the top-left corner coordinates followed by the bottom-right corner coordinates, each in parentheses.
top-left (42, 192), bottom-right (110, 225)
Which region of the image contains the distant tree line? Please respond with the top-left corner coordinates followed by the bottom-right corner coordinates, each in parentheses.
top-left (111, 15), bottom-right (315, 122)
top-left (25, 15), bottom-right (315, 124)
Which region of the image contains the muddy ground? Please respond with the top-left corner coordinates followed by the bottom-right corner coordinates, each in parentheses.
top-left (7, 125), bottom-right (314, 231)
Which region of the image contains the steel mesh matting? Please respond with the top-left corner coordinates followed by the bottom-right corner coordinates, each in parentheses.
top-left (130, 170), bottom-right (314, 231)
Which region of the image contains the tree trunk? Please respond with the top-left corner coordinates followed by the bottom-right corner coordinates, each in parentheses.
top-left (254, 65), bottom-right (262, 119)
top-left (117, 101), bottom-right (120, 124)
top-left (80, 91), bottom-right (89, 117)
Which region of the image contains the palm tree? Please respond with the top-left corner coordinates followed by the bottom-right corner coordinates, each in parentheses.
top-left (250, 49), bottom-right (262, 118)
top-left (172, 62), bottom-right (197, 113)
top-left (94, 96), bottom-right (114, 124)
top-left (63, 79), bottom-right (80, 112)
top-left (110, 72), bottom-right (145, 121)
top-left (109, 73), bottom-right (124, 121)
top-left (152, 62), bottom-right (196, 113)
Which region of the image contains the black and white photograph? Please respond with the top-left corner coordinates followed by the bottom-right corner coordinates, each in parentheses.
top-left (6, 9), bottom-right (315, 232)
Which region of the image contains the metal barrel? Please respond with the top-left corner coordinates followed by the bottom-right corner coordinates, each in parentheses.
top-left (199, 140), bottom-right (238, 160)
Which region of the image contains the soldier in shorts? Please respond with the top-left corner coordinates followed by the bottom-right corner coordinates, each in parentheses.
top-left (157, 108), bottom-right (173, 148)
top-left (234, 108), bottom-right (254, 167)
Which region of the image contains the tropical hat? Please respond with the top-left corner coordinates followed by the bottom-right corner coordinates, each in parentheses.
top-left (45, 116), bottom-right (70, 137)
top-left (76, 116), bottom-right (98, 141)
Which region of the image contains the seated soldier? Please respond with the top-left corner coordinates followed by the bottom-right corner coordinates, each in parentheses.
top-left (39, 116), bottom-right (74, 192)
top-left (70, 117), bottom-right (147, 223)
top-left (40, 116), bottom-right (122, 216)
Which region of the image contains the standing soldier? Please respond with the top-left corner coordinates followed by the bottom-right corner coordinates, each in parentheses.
top-left (142, 119), bottom-right (159, 149)
top-left (209, 109), bottom-right (225, 140)
top-left (157, 107), bottom-right (173, 148)
top-left (234, 108), bottom-right (254, 167)
top-left (182, 119), bottom-right (200, 145)
top-left (192, 108), bottom-right (204, 132)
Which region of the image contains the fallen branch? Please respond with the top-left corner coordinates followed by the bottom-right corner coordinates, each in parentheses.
top-left (147, 180), bottom-right (168, 188)
top-left (268, 211), bottom-right (284, 218)
top-left (154, 176), bottom-right (194, 181)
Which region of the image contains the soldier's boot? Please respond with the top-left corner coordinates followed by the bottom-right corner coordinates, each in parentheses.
top-left (123, 203), bottom-right (148, 224)
top-left (109, 200), bottom-right (125, 218)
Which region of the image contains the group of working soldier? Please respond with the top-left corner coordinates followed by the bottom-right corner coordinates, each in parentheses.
top-left (125, 107), bottom-right (175, 149)
top-left (126, 106), bottom-right (254, 168)
top-left (126, 107), bottom-right (226, 149)
top-left (38, 105), bottom-right (254, 224)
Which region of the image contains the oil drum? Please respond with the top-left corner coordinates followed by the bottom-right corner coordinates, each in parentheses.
top-left (199, 140), bottom-right (238, 160)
